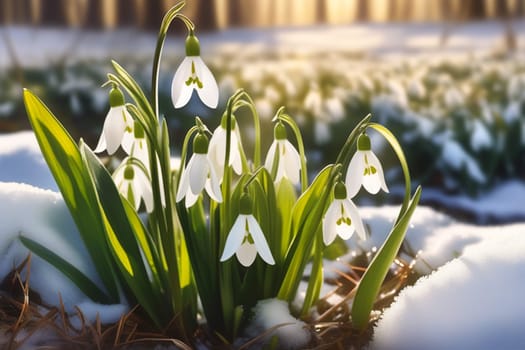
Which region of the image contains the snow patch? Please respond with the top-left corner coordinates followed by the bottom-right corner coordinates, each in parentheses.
top-left (0, 182), bottom-right (128, 324)
top-left (244, 299), bottom-right (311, 349)
top-left (0, 131), bottom-right (57, 191)
top-left (372, 224), bottom-right (525, 350)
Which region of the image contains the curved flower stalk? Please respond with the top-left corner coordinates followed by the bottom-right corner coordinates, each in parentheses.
top-left (171, 30), bottom-right (219, 109)
top-left (95, 86), bottom-right (134, 155)
top-left (113, 158), bottom-right (154, 213)
top-left (346, 133), bottom-right (389, 198)
top-left (220, 192), bottom-right (275, 267)
top-left (207, 114), bottom-right (243, 183)
top-left (265, 121), bottom-right (301, 185)
top-left (322, 181), bottom-right (366, 245)
top-left (176, 131), bottom-right (223, 207)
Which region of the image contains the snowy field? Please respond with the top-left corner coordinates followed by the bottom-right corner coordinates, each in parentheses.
top-left (2, 21), bottom-right (525, 348)
top-left (2, 20), bottom-right (525, 67)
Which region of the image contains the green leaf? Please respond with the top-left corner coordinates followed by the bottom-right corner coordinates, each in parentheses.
top-left (23, 89), bottom-right (119, 301)
top-left (277, 165), bottom-right (335, 303)
top-left (80, 142), bottom-right (169, 328)
top-left (20, 236), bottom-right (111, 304)
top-left (351, 186), bottom-right (422, 330)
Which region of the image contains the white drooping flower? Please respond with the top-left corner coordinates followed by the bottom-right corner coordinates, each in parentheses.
top-left (264, 121), bottom-right (301, 185)
top-left (95, 86), bottom-right (134, 155)
top-left (113, 159), bottom-right (153, 213)
top-left (176, 132), bottom-right (223, 208)
top-left (171, 31), bottom-right (218, 109)
top-left (207, 116), bottom-right (243, 183)
top-left (322, 182), bottom-right (366, 246)
top-left (220, 193), bottom-right (275, 267)
top-left (129, 121), bottom-right (149, 168)
top-left (346, 133), bottom-right (389, 198)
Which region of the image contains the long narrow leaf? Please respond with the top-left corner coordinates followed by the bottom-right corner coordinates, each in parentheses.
top-left (20, 236), bottom-right (111, 304)
top-left (80, 142), bottom-right (169, 328)
top-left (351, 186), bottom-right (422, 330)
top-left (23, 89), bottom-right (119, 301)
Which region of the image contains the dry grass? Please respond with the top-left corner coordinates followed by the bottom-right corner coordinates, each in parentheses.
top-left (0, 250), bottom-right (420, 349)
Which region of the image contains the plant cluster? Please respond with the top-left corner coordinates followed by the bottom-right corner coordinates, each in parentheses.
top-left (21, 2), bottom-right (420, 346)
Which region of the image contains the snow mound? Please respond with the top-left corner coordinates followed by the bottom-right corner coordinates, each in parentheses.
top-left (0, 182), bottom-right (127, 324)
top-left (372, 223), bottom-right (525, 350)
top-left (0, 131), bottom-right (57, 191)
top-left (244, 299), bottom-right (311, 349)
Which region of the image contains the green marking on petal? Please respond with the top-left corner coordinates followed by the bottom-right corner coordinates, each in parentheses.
top-left (371, 166), bottom-right (377, 174)
top-left (185, 61), bottom-right (204, 89)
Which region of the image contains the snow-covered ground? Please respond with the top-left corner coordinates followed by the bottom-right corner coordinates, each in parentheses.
top-left (1, 20), bottom-right (525, 69)
top-left (1, 131), bottom-right (525, 349)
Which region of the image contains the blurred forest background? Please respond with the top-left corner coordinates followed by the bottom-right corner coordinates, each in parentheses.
top-left (1, 0), bottom-right (525, 207)
top-left (1, 0), bottom-right (523, 30)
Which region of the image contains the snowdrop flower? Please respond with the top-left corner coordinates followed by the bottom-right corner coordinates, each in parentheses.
top-left (171, 31), bottom-right (218, 109)
top-left (95, 86), bottom-right (134, 155)
top-left (220, 193), bottom-right (275, 267)
top-left (207, 116), bottom-right (243, 183)
top-left (323, 181), bottom-right (366, 246)
top-left (346, 133), bottom-right (389, 198)
top-left (129, 121), bottom-right (149, 168)
top-left (176, 132), bottom-right (223, 208)
top-left (264, 121), bottom-right (301, 185)
top-left (113, 160), bottom-right (153, 213)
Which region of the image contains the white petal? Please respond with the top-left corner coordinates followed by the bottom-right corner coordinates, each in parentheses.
top-left (322, 201), bottom-right (339, 246)
top-left (345, 151), bottom-right (365, 198)
top-left (247, 216), bottom-right (275, 265)
top-left (207, 127), bottom-right (226, 180)
top-left (105, 106), bottom-right (127, 155)
top-left (120, 109), bottom-right (134, 154)
top-left (185, 189), bottom-right (200, 208)
top-left (132, 139), bottom-right (150, 170)
top-left (193, 57), bottom-right (219, 108)
top-left (231, 128), bottom-right (243, 175)
top-left (171, 57), bottom-right (194, 108)
top-left (136, 169), bottom-right (154, 213)
top-left (175, 160), bottom-right (191, 203)
top-left (342, 199), bottom-right (366, 241)
top-left (121, 130), bottom-right (134, 155)
top-left (282, 140), bottom-right (301, 184)
top-left (94, 133), bottom-right (107, 153)
top-left (236, 241), bottom-right (258, 267)
top-left (363, 151), bottom-right (389, 194)
top-left (220, 215), bottom-right (247, 262)
top-left (189, 154), bottom-right (208, 195)
top-left (264, 141), bottom-right (278, 175)
top-left (205, 160), bottom-right (223, 203)
top-left (112, 166), bottom-right (125, 186)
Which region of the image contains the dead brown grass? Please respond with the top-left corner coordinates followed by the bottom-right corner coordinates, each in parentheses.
top-left (0, 250), bottom-right (419, 349)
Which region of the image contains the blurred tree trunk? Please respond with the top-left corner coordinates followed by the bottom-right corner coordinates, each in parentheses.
top-left (117, 0), bottom-right (137, 26)
top-left (40, 0), bottom-right (65, 25)
top-left (316, 0), bottom-right (326, 23)
top-left (388, 0), bottom-right (399, 21)
top-left (228, 0), bottom-right (242, 26)
top-left (496, 0), bottom-right (517, 51)
top-left (195, 0), bottom-right (217, 31)
top-left (356, 0), bottom-right (368, 21)
top-left (466, 0), bottom-right (486, 19)
top-left (85, 0), bottom-right (103, 28)
top-left (143, 0), bottom-right (165, 30)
